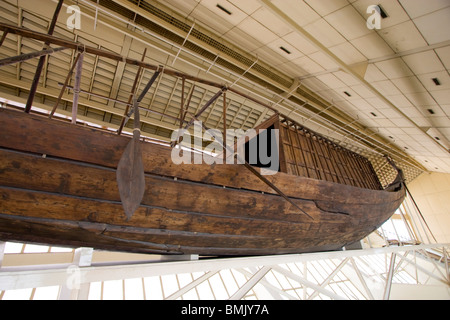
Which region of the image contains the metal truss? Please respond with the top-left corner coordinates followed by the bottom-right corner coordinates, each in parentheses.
top-left (0, 243), bottom-right (448, 300)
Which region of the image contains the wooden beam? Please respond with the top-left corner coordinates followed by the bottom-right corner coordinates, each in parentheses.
top-left (24, 0), bottom-right (64, 113)
top-left (121, 68), bottom-right (162, 130)
top-left (171, 87), bottom-right (226, 148)
top-left (71, 53), bottom-right (84, 124)
top-left (223, 91), bottom-right (227, 157)
top-left (0, 46), bottom-right (67, 67)
top-left (118, 48), bottom-right (147, 135)
top-left (178, 77), bottom-right (185, 129)
top-left (0, 31), bottom-right (8, 47)
top-left (180, 83), bottom-right (195, 126)
top-left (49, 52), bottom-right (82, 119)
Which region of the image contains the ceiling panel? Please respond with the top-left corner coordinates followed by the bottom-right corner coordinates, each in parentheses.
top-left (303, 19), bottom-right (346, 47)
top-left (402, 51), bottom-right (446, 75)
top-left (324, 5), bottom-right (371, 41)
top-left (272, 0), bottom-right (321, 26)
top-left (375, 58), bottom-right (414, 79)
top-left (329, 41), bottom-right (366, 65)
top-left (351, 33), bottom-right (395, 60)
top-left (412, 7), bottom-right (450, 45)
top-left (303, 0), bottom-right (348, 16)
top-left (378, 20), bottom-right (428, 53)
top-left (399, 0), bottom-right (450, 19)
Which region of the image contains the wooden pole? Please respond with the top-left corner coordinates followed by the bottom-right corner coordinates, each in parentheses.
top-left (120, 69), bottom-right (162, 130)
top-left (116, 66), bottom-right (162, 219)
top-left (184, 87), bottom-right (226, 130)
top-left (180, 84), bottom-right (195, 127)
top-left (24, 0), bottom-right (64, 113)
top-left (0, 31), bottom-right (8, 47)
top-left (178, 77), bottom-right (185, 129)
top-left (0, 22), bottom-right (283, 116)
top-left (49, 52), bottom-right (82, 119)
top-left (0, 47), bottom-right (67, 67)
top-left (71, 53), bottom-right (84, 124)
top-left (118, 48), bottom-right (147, 135)
top-left (171, 87), bottom-right (226, 148)
top-left (223, 91), bottom-right (227, 159)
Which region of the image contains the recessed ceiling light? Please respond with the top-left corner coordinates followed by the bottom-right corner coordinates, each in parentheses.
top-left (216, 4), bottom-right (232, 15)
top-left (432, 78), bottom-right (441, 86)
top-left (377, 4), bottom-right (388, 19)
top-left (427, 109), bottom-right (435, 115)
top-left (370, 112), bottom-right (377, 117)
top-left (279, 46), bottom-right (291, 55)
top-left (344, 91), bottom-right (351, 97)
top-left (435, 136), bottom-right (441, 141)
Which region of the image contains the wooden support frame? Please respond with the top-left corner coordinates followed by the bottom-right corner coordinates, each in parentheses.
top-left (0, 21), bottom-right (384, 191)
top-left (277, 119), bottom-right (382, 190)
top-left (24, 0), bottom-right (64, 113)
top-left (0, 31), bottom-right (8, 47)
top-left (0, 46), bottom-right (67, 67)
top-left (120, 67), bottom-right (162, 131)
top-left (49, 52), bottom-right (83, 119)
top-left (118, 48), bottom-right (147, 135)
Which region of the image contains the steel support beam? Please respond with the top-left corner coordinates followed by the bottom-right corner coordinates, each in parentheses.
top-left (165, 271), bottom-right (218, 300)
top-left (0, 244), bottom-right (448, 300)
top-left (229, 266), bottom-right (271, 300)
top-left (271, 266), bottom-right (346, 300)
top-left (383, 253), bottom-right (397, 300)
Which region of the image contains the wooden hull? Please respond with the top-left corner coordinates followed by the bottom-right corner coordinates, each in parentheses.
top-left (0, 109), bottom-right (405, 255)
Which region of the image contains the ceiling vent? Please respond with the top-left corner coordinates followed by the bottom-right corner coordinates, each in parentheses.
top-left (216, 4), bottom-right (232, 15)
top-left (377, 5), bottom-right (388, 19)
top-left (432, 78), bottom-right (441, 86)
top-left (279, 46), bottom-right (292, 55)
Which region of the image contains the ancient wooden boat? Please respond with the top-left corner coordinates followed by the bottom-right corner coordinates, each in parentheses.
top-left (0, 107), bottom-right (405, 255)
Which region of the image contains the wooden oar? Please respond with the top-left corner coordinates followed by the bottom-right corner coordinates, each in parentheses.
top-left (116, 98), bottom-right (146, 220)
top-left (116, 69), bottom-right (162, 219)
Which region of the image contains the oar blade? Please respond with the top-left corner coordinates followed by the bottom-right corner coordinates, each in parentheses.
top-left (116, 136), bottom-right (145, 220)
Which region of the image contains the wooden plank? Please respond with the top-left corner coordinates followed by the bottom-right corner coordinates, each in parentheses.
top-left (0, 214), bottom-right (346, 255)
top-left (0, 186), bottom-right (313, 239)
top-left (0, 186), bottom-right (401, 255)
top-left (1, 186), bottom-right (390, 251)
top-left (0, 109), bottom-right (401, 205)
top-left (0, 149), bottom-right (308, 219)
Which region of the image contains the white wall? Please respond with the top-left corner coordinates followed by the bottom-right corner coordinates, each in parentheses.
top-left (407, 172), bottom-right (450, 243)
